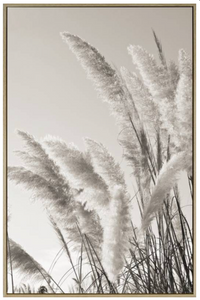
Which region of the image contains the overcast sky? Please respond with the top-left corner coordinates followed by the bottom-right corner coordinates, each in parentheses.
top-left (7, 6), bottom-right (193, 291)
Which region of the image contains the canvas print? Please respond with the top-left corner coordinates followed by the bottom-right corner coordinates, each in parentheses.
top-left (5, 5), bottom-right (195, 295)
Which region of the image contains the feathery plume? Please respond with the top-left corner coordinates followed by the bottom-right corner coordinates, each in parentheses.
top-left (84, 138), bottom-right (132, 227)
top-left (60, 31), bottom-right (143, 126)
top-left (174, 50), bottom-right (192, 164)
top-left (61, 32), bottom-right (155, 188)
top-left (84, 138), bottom-right (126, 190)
top-left (15, 130), bottom-right (71, 194)
top-left (8, 239), bottom-right (53, 288)
top-left (128, 45), bottom-right (176, 138)
top-left (8, 166), bottom-right (79, 241)
top-left (141, 152), bottom-right (189, 232)
top-left (120, 67), bottom-right (158, 140)
top-left (101, 185), bottom-right (131, 282)
top-left (8, 166), bottom-right (74, 220)
top-left (60, 32), bottom-right (132, 117)
top-left (152, 30), bottom-right (167, 69)
top-left (43, 136), bottom-right (110, 211)
top-left (8, 166), bottom-right (102, 249)
top-left (127, 45), bottom-right (168, 98)
top-left (9, 130), bottom-right (104, 251)
top-left (60, 32), bottom-right (145, 156)
top-left (120, 67), bottom-right (161, 177)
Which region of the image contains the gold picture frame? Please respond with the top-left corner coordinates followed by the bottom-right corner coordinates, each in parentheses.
top-left (3, 3), bottom-right (196, 297)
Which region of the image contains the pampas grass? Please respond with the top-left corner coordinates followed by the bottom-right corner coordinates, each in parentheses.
top-left (43, 136), bottom-right (109, 211)
top-left (84, 138), bottom-right (126, 190)
top-left (141, 152), bottom-right (187, 232)
top-left (7, 31), bottom-right (193, 294)
top-left (102, 185), bottom-right (131, 282)
top-left (8, 239), bottom-right (62, 293)
top-left (174, 50), bottom-right (192, 160)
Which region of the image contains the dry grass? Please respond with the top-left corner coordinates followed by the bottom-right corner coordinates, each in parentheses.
top-left (7, 31), bottom-right (193, 294)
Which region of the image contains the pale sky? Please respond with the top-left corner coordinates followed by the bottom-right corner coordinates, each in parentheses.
top-left (7, 6), bottom-right (193, 292)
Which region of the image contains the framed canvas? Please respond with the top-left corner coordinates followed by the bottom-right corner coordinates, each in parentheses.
top-left (3, 4), bottom-right (196, 297)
